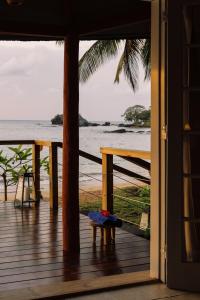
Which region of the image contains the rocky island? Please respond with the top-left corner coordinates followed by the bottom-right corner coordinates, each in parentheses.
top-left (51, 114), bottom-right (100, 127)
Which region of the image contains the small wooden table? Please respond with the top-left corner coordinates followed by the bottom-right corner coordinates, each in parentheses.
top-left (90, 221), bottom-right (116, 245)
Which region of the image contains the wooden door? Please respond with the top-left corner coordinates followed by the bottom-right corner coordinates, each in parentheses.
top-left (151, 0), bottom-right (167, 282)
top-left (167, 0), bottom-right (200, 291)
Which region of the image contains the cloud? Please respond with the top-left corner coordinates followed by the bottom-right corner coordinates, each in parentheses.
top-left (0, 41), bottom-right (150, 121)
top-left (0, 52), bottom-right (41, 77)
top-left (0, 57), bottom-right (28, 76)
top-left (0, 46), bottom-right (52, 77)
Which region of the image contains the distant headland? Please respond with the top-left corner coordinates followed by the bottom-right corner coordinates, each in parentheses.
top-left (51, 114), bottom-right (110, 127)
top-left (51, 105), bottom-right (151, 130)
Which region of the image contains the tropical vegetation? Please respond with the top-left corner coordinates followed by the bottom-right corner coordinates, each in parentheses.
top-left (79, 185), bottom-right (150, 233)
top-left (122, 105), bottom-right (151, 127)
top-left (79, 39), bottom-right (150, 91)
top-left (58, 39), bottom-right (150, 91)
top-left (0, 145), bottom-right (49, 201)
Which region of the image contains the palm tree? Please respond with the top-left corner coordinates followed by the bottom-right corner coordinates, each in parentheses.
top-left (79, 39), bottom-right (150, 92)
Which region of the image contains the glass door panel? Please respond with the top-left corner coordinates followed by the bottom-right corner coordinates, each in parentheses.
top-left (183, 177), bottom-right (200, 262)
top-left (183, 91), bottom-right (200, 131)
top-left (182, 2), bottom-right (200, 264)
top-left (167, 0), bottom-right (200, 291)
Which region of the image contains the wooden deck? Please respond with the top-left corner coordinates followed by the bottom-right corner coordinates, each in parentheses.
top-left (0, 201), bottom-right (150, 292)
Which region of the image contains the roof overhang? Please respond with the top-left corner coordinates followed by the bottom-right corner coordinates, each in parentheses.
top-left (0, 0), bottom-right (151, 40)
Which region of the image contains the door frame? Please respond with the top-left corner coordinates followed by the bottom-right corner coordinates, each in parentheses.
top-left (150, 0), bottom-right (167, 282)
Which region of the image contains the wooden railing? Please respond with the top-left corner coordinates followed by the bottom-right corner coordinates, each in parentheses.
top-left (0, 141), bottom-right (151, 212)
top-left (0, 140), bottom-right (61, 209)
top-left (101, 147), bottom-right (151, 213)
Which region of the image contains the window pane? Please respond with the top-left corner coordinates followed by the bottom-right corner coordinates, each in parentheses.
top-left (183, 135), bottom-right (200, 175)
top-left (183, 178), bottom-right (200, 262)
top-left (183, 5), bottom-right (200, 45)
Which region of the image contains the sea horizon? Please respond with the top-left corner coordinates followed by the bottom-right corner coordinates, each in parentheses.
top-left (0, 120), bottom-right (150, 193)
top-left (0, 119), bottom-right (124, 123)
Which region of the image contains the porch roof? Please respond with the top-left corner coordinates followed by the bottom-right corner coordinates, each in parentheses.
top-left (0, 0), bottom-right (151, 40)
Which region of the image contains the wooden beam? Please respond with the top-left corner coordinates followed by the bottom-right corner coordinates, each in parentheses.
top-left (150, 0), bottom-right (161, 280)
top-left (0, 271), bottom-right (155, 300)
top-left (102, 154), bottom-right (113, 213)
top-left (35, 140), bottom-right (52, 147)
top-left (32, 144), bottom-right (41, 204)
top-left (0, 140), bottom-right (62, 147)
top-left (119, 156), bottom-right (151, 171)
top-left (78, 3), bottom-right (151, 37)
top-left (49, 142), bottom-right (58, 210)
top-left (0, 21), bottom-right (66, 38)
top-left (62, 34), bottom-right (80, 253)
top-left (79, 149), bottom-right (150, 185)
top-left (79, 150), bottom-right (102, 164)
top-left (35, 140), bottom-right (63, 148)
top-left (0, 140), bottom-right (34, 145)
top-left (101, 147), bottom-right (151, 160)
top-left (0, 1), bottom-right (150, 40)
top-left (81, 20), bottom-right (150, 40)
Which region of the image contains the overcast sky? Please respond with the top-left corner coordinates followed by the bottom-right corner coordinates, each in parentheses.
top-left (0, 41), bottom-right (150, 122)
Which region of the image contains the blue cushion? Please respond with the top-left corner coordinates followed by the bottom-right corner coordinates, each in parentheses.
top-left (88, 211), bottom-right (121, 226)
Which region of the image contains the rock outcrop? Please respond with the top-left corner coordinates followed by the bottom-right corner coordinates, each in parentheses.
top-left (104, 129), bottom-right (132, 133)
top-left (51, 114), bottom-right (90, 127)
top-left (51, 114), bottom-right (63, 125)
top-left (79, 115), bottom-right (89, 127)
top-left (102, 122), bottom-right (111, 126)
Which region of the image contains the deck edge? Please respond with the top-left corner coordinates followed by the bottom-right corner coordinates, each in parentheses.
top-left (0, 271), bottom-right (158, 300)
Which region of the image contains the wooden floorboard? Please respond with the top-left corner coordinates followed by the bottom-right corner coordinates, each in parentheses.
top-left (0, 243), bottom-right (149, 258)
top-left (0, 201), bottom-right (150, 291)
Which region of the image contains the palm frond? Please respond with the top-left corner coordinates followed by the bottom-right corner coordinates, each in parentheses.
top-left (79, 40), bottom-right (122, 83)
top-left (56, 38), bottom-right (151, 88)
top-left (114, 52), bottom-right (125, 84)
top-left (114, 39), bottom-right (141, 91)
top-left (56, 40), bottom-right (64, 46)
top-left (140, 39), bottom-right (151, 80)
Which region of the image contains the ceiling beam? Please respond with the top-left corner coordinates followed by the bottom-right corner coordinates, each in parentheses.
top-left (0, 21), bottom-right (66, 38)
top-left (0, 1), bottom-right (150, 39)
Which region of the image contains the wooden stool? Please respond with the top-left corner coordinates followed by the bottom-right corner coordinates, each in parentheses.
top-left (90, 221), bottom-right (116, 245)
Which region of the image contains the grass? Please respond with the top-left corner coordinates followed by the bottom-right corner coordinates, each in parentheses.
top-left (79, 185), bottom-right (150, 226)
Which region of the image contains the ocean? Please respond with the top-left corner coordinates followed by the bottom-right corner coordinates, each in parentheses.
top-left (0, 120), bottom-right (151, 194)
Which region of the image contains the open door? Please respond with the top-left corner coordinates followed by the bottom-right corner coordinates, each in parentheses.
top-left (166, 0), bottom-right (200, 291)
top-left (150, 0), bottom-right (167, 283)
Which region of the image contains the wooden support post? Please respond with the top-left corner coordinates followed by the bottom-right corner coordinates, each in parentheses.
top-left (102, 153), bottom-right (113, 213)
top-left (62, 34), bottom-right (80, 253)
top-left (32, 144), bottom-right (40, 204)
top-left (49, 142), bottom-right (58, 210)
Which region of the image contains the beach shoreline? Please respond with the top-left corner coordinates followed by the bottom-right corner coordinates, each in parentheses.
top-left (0, 181), bottom-right (146, 203)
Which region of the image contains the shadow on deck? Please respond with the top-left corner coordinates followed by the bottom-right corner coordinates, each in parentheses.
top-left (0, 201), bottom-right (150, 291)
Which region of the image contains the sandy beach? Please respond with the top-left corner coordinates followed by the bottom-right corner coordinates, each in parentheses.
top-left (0, 180), bottom-right (145, 203)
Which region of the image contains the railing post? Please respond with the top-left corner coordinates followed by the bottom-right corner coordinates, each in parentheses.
top-left (49, 142), bottom-right (58, 210)
top-left (32, 144), bottom-right (41, 204)
top-left (102, 153), bottom-right (113, 213)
